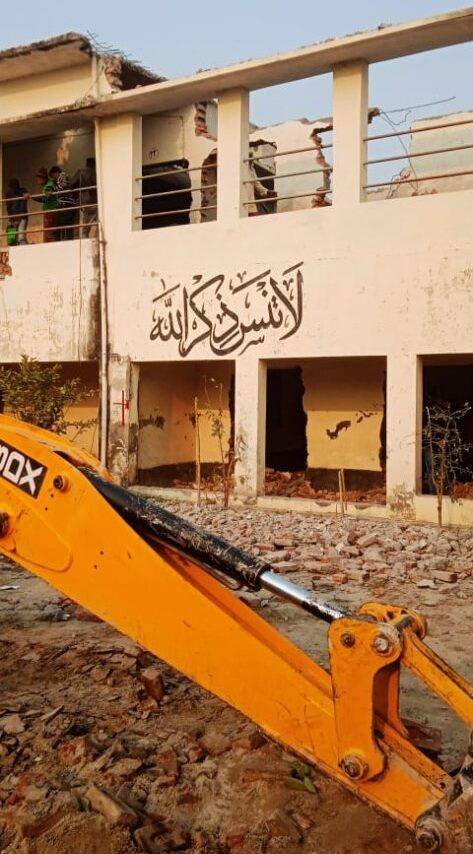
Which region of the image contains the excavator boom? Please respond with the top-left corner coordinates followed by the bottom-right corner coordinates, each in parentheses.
top-left (0, 414), bottom-right (472, 851)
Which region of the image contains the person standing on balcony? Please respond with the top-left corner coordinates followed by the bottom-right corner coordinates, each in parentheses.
top-left (35, 167), bottom-right (58, 243)
top-left (49, 166), bottom-right (76, 240)
top-left (246, 151), bottom-right (273, 216)
top-left (5, 178), bottom-right (29, 245)
top-left (310, 131), bottom-right (332, 208)
top-left (71, 157), bottom-right (97, 237)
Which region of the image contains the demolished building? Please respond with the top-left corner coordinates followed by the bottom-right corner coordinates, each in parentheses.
top-left (1, 11), bottom-right (473, 524)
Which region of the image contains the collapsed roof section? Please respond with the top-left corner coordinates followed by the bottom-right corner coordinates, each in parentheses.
top-left (0, 9), bottom-right (471, 142)
top-left (0, 31), bottom-right (163, 90)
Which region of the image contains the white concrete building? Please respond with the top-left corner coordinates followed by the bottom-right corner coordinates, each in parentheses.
top-left (1, 11), bottom-right (473, 524)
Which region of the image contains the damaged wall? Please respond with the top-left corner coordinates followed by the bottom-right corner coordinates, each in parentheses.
top-left (0, 35), bottom-right (160, 126)
top-left (0, 64), bottom-right (94, 125)
top-left (0, 240), bottom-right (99, 362)
top-left (142, 108), bottom-right (333, 220)
top-left (302, 357), bottom-right (385, 472)
top-left (368, 110), bottom-right (473, 200)
top-left (250, 118), bottom-right (333, 212)
top-left (137, 361), bottom-right (233, 484)
top-left (266, 358), bottom-right (385, 475)
top-left (98, 88), bottom-right (473, 512)
top-left (142, 104), bottom-right (217, 223)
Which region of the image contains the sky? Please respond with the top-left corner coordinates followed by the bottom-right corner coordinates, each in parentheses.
top-left (1, 1), bottom-right (471, 128)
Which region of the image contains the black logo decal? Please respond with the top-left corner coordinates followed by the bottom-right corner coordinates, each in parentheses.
top-left (0, 441), bottom-right (47, 498)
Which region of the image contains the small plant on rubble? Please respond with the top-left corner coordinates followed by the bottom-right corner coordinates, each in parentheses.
top-left (0, 355), bottom-right (94, 436)
top-left (423, 401), bottom-right (472, 526)
top-left (209, 412), bottom-right (245, 509)
top-left (205, 376), bottom-right (245, 509)
top-left (190, 377), bottom-right (245, 509)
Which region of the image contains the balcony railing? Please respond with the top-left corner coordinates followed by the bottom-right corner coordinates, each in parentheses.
top-left (135, 159), bottom-right (218, 228)
top-left (0, 185), bottom-right (98, 247)
top-left (243, 131), bottom-right (333, 215)
top-left (363, 116), bottom-right (473, 198)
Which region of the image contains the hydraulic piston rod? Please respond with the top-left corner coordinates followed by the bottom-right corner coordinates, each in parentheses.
top-left (259, 571), bottom-right (346, 622)
top-left (82, 471), bottom-right (347, 624)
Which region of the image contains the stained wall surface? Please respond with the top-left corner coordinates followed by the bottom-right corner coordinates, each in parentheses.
top-left (138, 361), bottom-right (233, 478)
top-left (0, 64), bottom-right (92, 124)
top-left (61, 361), bottom-right (99, 455)
top-left (302, 357), bottom-right (385, 472)
top-left (0, 240), bottom-right (99, 362)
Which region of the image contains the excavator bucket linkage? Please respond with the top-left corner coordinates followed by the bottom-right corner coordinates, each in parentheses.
top-left (0, 414), bottom-right (472, 852)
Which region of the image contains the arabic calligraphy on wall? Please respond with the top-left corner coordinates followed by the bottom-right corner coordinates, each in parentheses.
top-left (150, 262), bottom-right (304, 357)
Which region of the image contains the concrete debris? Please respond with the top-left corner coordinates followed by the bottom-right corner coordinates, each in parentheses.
top-left (356, 533), bottom-right (379, 548)
top-left (0, 499), bottom-right (472, 854)
top-left (233, 729), bottom-right (266, 751)
top-left (199, 731), bottom-right (231, 757)
top-left (39, 603), bottom-right (70, 622)
top-left (0, 713), bottom-right (25, 735)
top-left (184, 741), bottom-right (206, 763)
top-left (139, 667), bottom-right (165, 703)
top-left (109, 757), bottom-right (143, 778)
top-left (265, 469), bottom-right (386, 504)
top-left (431, 569), bottom-right (458, 583)
top-left (86, 784), bottom-right (140, 828)
top-left (161, 502), bottom-right (473, 600)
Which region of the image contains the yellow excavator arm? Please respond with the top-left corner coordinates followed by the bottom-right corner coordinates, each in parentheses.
top-left (0, 413), bottom-right (472, 852)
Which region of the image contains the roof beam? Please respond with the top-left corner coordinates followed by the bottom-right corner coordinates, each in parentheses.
top-left (94, 7), bottom-right (473, 116)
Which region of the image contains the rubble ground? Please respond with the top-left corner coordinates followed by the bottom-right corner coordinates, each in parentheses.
top-left (1, 502), bottom-right (473, 853)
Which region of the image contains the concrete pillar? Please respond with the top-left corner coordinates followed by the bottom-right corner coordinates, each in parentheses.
top-left (386, 354), bottom-right (422, 503)
top-left (217, 88), bottom-right (250, 223)
top-left (107, 356), bottom-right (140, 485)
top-left (96, 113), bottom-right (142, 237)
top-left (332, 61), bottom-right (369, 206)
top-left (234, 358), bottom-right (266, 500)
top-left (95, 114), bottom-right (142, 472)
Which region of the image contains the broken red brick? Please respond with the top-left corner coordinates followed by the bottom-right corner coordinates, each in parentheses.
top-left (108, 757), bottom-right (143, 778)
top-left (139, 667), bottom-right (165, 703)
top-left (332, 573), bottom-right (348, 585)
top-left (233, 730), bottom-right (266, 751)
top-left (199, 731), bottom-right (231, 757)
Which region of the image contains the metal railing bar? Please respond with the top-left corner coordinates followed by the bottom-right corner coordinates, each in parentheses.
top-left (365, 117), bottom-right (473, 143)
top-left (135, 205), bottom-right (217, 219)
top-left (364, 168), bottom-right (473, 189)
top-left (243, 190), bottom-right (331, 206)
top-left (136, 184), bottom-right (217, 201)
top-left (1, 185), bottom-right (97, 204)
top-left (1, 221), bottom-right (97, 238)
top-left (0, 202), bottom-right (98, 223)
top-left (136, 163), bottom-right (217, 181)
top-left (245, 143), bottom-right (332, 162)
top-left (365, 142), bottom-right (473, 166)
top-left (243, 166), bottom-right (332, 184)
